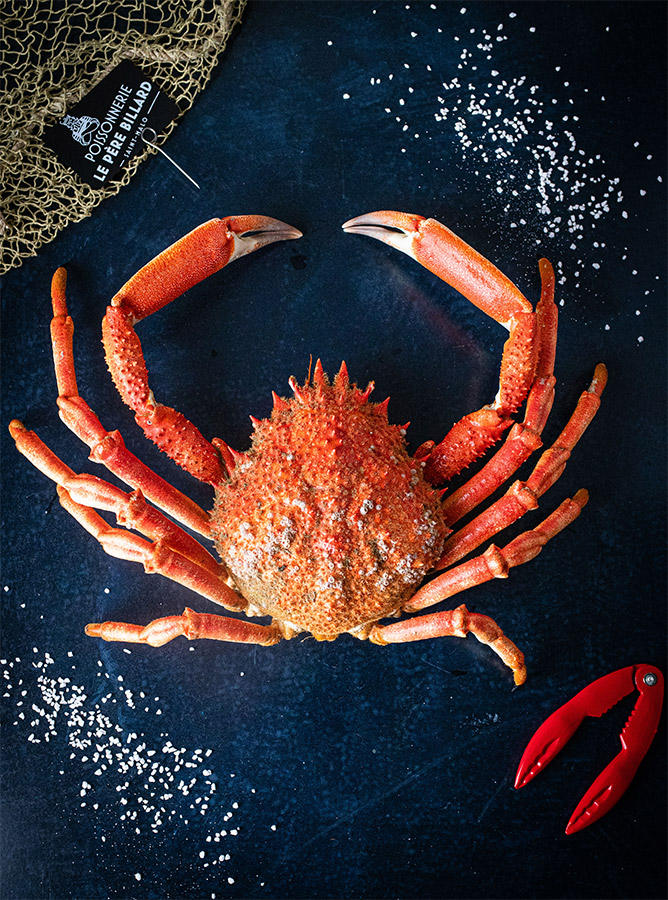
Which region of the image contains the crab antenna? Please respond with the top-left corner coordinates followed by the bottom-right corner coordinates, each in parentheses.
top-left (289, 375), bottom-right (309, 404)
top-left (359, 381), bottom-right (375, 403)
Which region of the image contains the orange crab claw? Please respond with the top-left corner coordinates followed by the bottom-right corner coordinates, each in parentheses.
top-left (101, 216), bottom-right (302, 483)
top-left (342, 211), bottom-right (532, 325)
top-left (112, 215), bottom-right (302, 320)
top-left (343, 211), bottom-right (538, 483)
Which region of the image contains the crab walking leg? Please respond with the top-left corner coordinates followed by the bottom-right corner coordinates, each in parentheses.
top-left (49, 269), bottom-right (211, 536)
top-left (9, 420), bottom-right (221, 577)
top-left (522, 259), bottom-right (559, 435)
top-left (343, 211), bottom-right (538, 482)
top-left (56, 486), bottom-right (245, 611)
top-left (435, 364), bottom-right (608, 568)
top-left (102, 216), bottom-right (302, 484)
top-left (441, 363), bottom-right (607, 529)
top-left (417, 258), bottom-right (560, 507)
top-left (86, 608), bottom-right (282, 648)
top-left (404, 490), bottom-right (589, 615)
top-left (370, 604), bottom-right (526, 686)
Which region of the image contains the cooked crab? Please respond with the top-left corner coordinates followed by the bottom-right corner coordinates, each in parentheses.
top-left (9, 212), bottom-right (607, 685)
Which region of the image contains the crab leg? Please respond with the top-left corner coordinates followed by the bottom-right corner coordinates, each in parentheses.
top-left (370, 604), bottom-right (526, 686)
top-left (521, 259), bottom-right (559, 435)
top-left (343, 211), bottom-right (539, 483)
top-left (102, 216), bottom-right (301, 484)
top-left (86, 608), bottom-right (282, 647)
top-left (436, 364), bottom-right (607, 568)
top-left (436, 261), bottom-right (604, 528)
top-left (416, 257), bottom-right (559, 506)
top-left (60, 491), bottom-right (244, 610)
top-left (49, 268), bottom-right (212, 535)
top-left (404, 490), bottom-right (588, 616)
top-left (372, 491), bottom-right (589, 685)
top-left (10, 421), bottom-right (241, 609)
top-left (8, 420), bottom-right (221, 576)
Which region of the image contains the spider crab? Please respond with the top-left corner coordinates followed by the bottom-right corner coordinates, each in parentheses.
top-left (10, 212), bottom-right (607, 685)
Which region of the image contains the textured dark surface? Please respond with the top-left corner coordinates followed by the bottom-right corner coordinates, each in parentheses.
top-left (1, 3), bottom-right (666, 898)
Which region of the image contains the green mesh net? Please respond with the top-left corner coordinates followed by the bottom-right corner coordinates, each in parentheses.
top-left (0, 0), bottom-right (245, 275)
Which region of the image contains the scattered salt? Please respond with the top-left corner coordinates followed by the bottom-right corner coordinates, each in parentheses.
top-left (334, 3), bottom-right (661, 345)
top-left (3, 649), bottom-right (254, 887)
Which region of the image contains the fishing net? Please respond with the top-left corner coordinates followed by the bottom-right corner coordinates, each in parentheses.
top-left (0, 0), bottom-right (245, 275)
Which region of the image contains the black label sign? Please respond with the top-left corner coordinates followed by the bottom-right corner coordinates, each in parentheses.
top-left (43, 60), bottom-right (179, 188)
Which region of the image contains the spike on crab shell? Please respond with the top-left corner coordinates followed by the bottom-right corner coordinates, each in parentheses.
top-left (312, 358), bottom-right (326, 386)
top-left (249, 415), bottom-right (263, 430)
top-left (333, 361), bottom-right (349, 402)
top-left (334, 361), bottom-right (349, 387)
top-left (374, 396), bottom-right (390, 418)
top-left (271, 391), bottom-right (288, 412)
top-left (312, 358), bottom-right (328, 400)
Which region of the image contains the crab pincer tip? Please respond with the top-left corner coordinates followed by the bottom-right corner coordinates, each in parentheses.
top-left (342, 211), bottom-right (426, 257)
top-left (342, 210), bottom-right (423, 233)
top-left (230, 215), bottom-right (302, 248)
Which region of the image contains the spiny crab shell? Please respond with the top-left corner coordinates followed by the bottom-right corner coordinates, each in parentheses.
top-left (211, 362), bottom-right (448, 639)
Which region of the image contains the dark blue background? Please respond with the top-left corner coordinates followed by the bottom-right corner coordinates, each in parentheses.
top-left (2, 3), bottom-right (666, 898)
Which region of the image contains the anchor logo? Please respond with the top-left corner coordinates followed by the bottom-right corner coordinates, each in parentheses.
top-left (61, 114), bottom-right (101, 146)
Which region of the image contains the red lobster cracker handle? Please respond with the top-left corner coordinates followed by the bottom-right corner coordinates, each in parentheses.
top-left (514, 664), bottom-right (664, 834)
